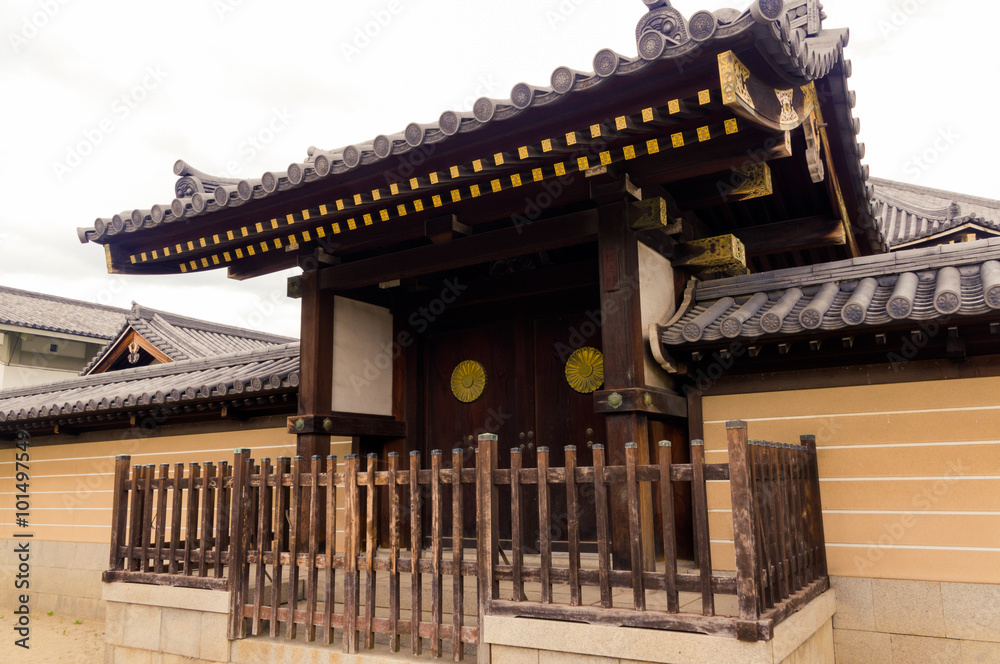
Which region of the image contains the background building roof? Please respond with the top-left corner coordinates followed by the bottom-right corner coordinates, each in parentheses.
top-left (0, 285), bottom-right (127, 340)
top-left (872, 178), bottom-right (1000, 250)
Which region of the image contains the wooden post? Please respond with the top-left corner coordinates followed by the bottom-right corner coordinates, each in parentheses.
top-left (108, 455), bottom-right (131, 571)
top-left (565, 445), bottom-right (581, 607)
top-left (727, 421), bottom-right (760, 642)
top-left (597, 201), bottom-right (655, 571)
top-left (451, 448), bottom-right (465, 662)
top-left (364, 453), bottom-right (378, 650)
top-left (296, 268), bottom-right (334, 459)
top-left (592, 445), bottom-right (612, 608)
top-left (252, 458), bottom-right (271, 636)
top-left (802, 434), bottom-right (829, 578)
top-left (343, 454), bottom-right (360, 653)
top-left (324, 454), bottom-right (338, 646)
top-left (409, 451), bottom-right (423, 656)
top-left (287, 456), bottom-right (302, 641)
top-left (430, 450), bottom-right (443, 657)
top-left (388, 452), bottom-right (401, 652)
top-left (476, 433), bottom-right (498, 664)
top-left (169, 463), bottom-right (183, 575)
top-left (536, 446), bottom-right (552, 604)
top-left (270, 457), bottom-right (289, 638)
top-left (657, 441), bottom-right (679, 612)
top-left (510, 448), bottom-right (524, 603)
top-left (691, 441), bottom-right (714, 616)
top-left (624, 443), bottom-right (645, 611)
top-left (228, 448), bottom-right (252, 640)
top-left (154, 464), bottom-right (168, 575)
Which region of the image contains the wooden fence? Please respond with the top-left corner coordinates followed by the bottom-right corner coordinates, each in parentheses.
top-left (104, 420), bottom-right (829, 661)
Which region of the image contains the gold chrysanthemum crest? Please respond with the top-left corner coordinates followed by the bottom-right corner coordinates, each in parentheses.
top-left (451, 360), bottom-right (487, 403)
top-left (565, 347), bottom-right (604, 394)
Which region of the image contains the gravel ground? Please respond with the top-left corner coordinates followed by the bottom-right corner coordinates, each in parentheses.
top-left (0, 609), bottom-right (105, 663)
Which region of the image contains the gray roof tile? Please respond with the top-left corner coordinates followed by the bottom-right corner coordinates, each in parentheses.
top-left (0, 343), bottom-right (300, 427)
top-left (871, 178), bottom-right (1000, 249)
top-left (662, 240), bottom-right (1000, 346)
top-left (0, 286), bottom-right (127, 340)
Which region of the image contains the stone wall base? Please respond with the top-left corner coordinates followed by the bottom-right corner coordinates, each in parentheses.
top-left (484, 590), bottom-right (836, 664)
top-left (1, 539), bottom-right (108, 620)
top-left (102, 582), bottom-right (231, 663)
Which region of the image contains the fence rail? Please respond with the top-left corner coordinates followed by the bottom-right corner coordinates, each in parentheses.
top-left (105, 419), bottom-right (829, 661)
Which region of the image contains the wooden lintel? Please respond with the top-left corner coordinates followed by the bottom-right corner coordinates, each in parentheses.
top-left (318, 210), bottom-right (599, 292)
top-left (732, 215), bottom-right (845, 257)
top-left (288, 413), bottom-right (406, 438)
top-left (592, 387), bottom-right (687, 418)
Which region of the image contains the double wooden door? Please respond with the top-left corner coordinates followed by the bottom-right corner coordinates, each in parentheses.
top-left (424, 310), bottom-right (605, 549)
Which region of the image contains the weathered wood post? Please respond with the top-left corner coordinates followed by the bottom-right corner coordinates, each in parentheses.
top-left (801, 434), bottom-right (828, 578)
top-left (228, 448), bottom-right (252, 640)
top-left (108, 455), bottom-right (131, 571)
top-left (476, 433), bottom-right (498, 664)
top-left (727, 420), bottom-right (761, 642)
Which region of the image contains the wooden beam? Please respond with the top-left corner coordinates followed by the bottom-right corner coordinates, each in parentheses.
top-left (732, 216), bottom-right (845, 257)
top-left (287, 413), bottom-right (406, 438)
top-left (592, 387), bottom-right (687, 418)
top-left (318, 210), bottom-right (599, 292)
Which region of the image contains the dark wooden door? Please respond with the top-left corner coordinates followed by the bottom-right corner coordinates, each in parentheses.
top-left (532, 312), bottom-right (605, 548)
top-left (424, 319), bottom-right (530, 542)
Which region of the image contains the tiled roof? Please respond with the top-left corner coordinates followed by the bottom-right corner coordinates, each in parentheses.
top-left (660, 239), bottom-right (1000, 346)
top-left (872, 178), bottom-right (1000, 249)
top-left (81, 303), bottom-right (296, 374)
top-left (0, 286), bottom-right (127, 340)
top-left (77, 1), bottom-right (857, 247)
top-left (0, 342), bottom-right (300, 429)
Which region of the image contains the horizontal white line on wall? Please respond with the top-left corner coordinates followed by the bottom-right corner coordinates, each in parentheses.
top-left (819, 476), bottom-right (999, 482)
top-left (708, 508), bottom-right (1000, 516)
top-left (0, 523), bottom-right (108, 529)
top-left (709, 539), bottom-right (1000, 552)
top-left (706, 403), bottom-right (1000, 425)
top-left (0, 444), bottom-right (299, 465)
top-left (817, 440), bottom-right (1000, 450)
top-left (825, 543), bottom-right (1000, 552)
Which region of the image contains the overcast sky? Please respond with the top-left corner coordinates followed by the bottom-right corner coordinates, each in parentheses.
top-left (1, 0), bottom-right (996, 339)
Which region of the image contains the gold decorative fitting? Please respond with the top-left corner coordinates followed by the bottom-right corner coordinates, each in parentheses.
top-left (565, 347), bottom-right (605, 394)
top-left (451, 360), bottom-right (487, 403)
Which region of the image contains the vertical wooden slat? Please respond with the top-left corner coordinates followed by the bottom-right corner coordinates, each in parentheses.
top-left (140, 465), bottom-right (154, 572)
top-left (324, 455), bottom-right (338, 646)
top-left (199, 462), bottom-right (216, 578)
top-left (727, 421), bottom-right (760, 642)
top-left (409, 450), bottom-right (423, 657)
top-left (364, 453), bottom-right (378, 650)
top-left (762, 443), bottom-right (780, 608)
top-left (565, 445), bottom-right (581, 607)
top-left (802, 434), bottom-right (828, 578)
top-left (690, 440), bottom-right (714, 616)
top-left (343, 454), bottom-right (360, 654)
top-left (536, 446), bottom-right (552, 604)
top-left (772, 447), bottom-right (789, 601)
top-left (108, 456), bottom-right (131, 571)
top-left (306, 455), bottom-right (321, 642)
top-left (476, 434), bottom-right (498, 664)
top-left (592, 445), bottom-right (611, 609)
top-left (656, 441), bottom-right (679, 612)
top-left (790, 448), bottom-right (805, 590)
top-left (430, 450), bottom-right (443, 658)
top-left (184, 463), bottom-right (201, 577)
top-left (252, 459), bottom-right (271, 636)
top-left (509, 448), bottom-right (524, 603)
top-left (153, 463), bottom-right (169, 574)
top-left (286, 456), bottom-right (303, 640)
top-left (451, 448), bottom-right (465, 662)
top-left (215, 460), bottom-right (230, 579)
top-left (270, 457), bottom-right (290, 639)
top-left (624, 443), bottom-right (645, 611)
top-left (387, 452), bottom-right (401, 652)
top-left (169, 463), bottom-right (184, 575)
top-left (749, 442), bottom-right (767, 615)
top-left (228, 449), bottom-right (252, 640)
top-left (125, 464), bottom-right (142, 572)
top-left (779, 445), bottom-right (795, 597)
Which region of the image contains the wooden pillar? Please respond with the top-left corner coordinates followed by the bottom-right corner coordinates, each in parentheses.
top-left (296, 268), bottom-right (334, 458)
top-left (597, 202), bottom-right (655, 570)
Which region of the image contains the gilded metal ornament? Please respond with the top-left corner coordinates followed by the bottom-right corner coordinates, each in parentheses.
top-left (451, 360), bottom-right (487, 403)
top-left (565, 347), bottom-right (605, 394)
